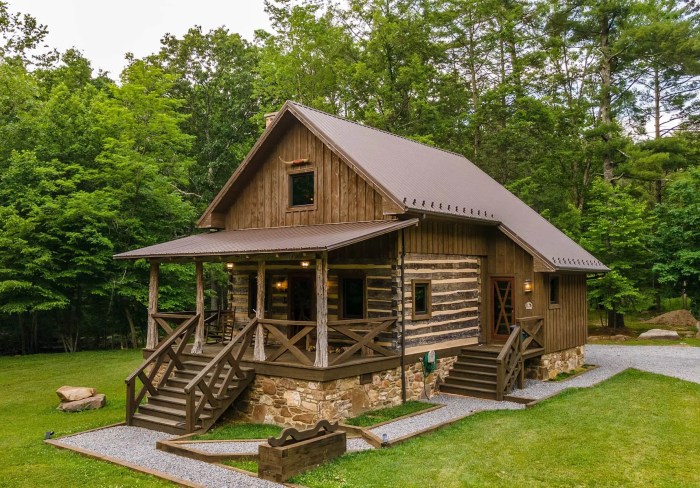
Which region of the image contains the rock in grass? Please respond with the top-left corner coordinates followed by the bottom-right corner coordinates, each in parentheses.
top-left (638, 329), bottom-right (680, 340)
top-left (57, 394), bottom-right (106, 412)
top-left (56, 385), bottom-right (96, 402)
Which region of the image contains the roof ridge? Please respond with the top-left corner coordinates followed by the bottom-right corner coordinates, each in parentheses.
top-left (288, 101), bottom-right (470, 162)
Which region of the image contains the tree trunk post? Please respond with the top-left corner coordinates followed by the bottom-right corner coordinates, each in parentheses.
top-left (315, 252), bottom-right (329, 368)
top-left (146, 261), bottom-right (159, 349)
top-left (191, 261), bottom-right (205, 354)
top-left (254, 260), bottom-right (266, 361)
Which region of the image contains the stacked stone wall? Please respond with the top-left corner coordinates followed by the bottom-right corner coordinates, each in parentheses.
top-left (234, 356), bottom-right (457, 428)
top-left (525, 345), bottom-right (585, 380)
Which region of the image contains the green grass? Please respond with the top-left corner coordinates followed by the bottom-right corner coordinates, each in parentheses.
top-left (191, 422), bottom-right (282, 441)
top-left (293, 370), bottom-right (700, 487)
top-left (222, 459), bottom-right (258, 473)
top-left (344, 401), bottom-right (437, 427)
top-left (0, 350), bottom-right (171, 487)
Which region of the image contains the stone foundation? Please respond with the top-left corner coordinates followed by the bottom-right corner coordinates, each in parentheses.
top-left (234, 356), bottom-right (457, 428)
top-left (525, 346), bottom-right (585, 380)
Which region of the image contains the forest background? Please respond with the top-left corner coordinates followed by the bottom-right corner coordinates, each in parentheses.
top-left (1, 0), bottom-right (699, 354)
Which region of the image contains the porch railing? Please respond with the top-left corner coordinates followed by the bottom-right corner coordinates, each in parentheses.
top-left (257, 317), bottom-right (398, 367)
top-left (496, 315), bottom-right (545, 400)
top-left (126, 314), bottom-right (199, 424)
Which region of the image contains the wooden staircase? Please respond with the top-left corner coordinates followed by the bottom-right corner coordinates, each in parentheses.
top-left (441, 345), bottom-right (501, 399)
top-left (442, 316), bottom-right (546, 401)
top-left (126, 315), bottom-right (258, 435)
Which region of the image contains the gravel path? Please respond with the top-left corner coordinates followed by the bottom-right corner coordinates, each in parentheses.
top-left (370, 394), bottom-right (523, 442)
top-left (510, 344), bottom-right (700, 399)
top-left (55, 426), bottom-right (282, 488)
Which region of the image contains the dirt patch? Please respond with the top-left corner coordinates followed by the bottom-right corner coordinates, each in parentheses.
top-left (644, 310), bottom-right (698, 328)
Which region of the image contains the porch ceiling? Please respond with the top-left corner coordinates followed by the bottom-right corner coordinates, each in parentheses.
top-left (113, 219), bottom-right (418, 260)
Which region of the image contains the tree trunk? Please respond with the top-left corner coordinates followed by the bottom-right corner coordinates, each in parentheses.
top-left (599, 12), bottom-right (614, 183)
top-left (191, 261), bottom-right (206, 354)
top-left (314, 253), bottom-right (329, 368)
top-left (147, 262), bottom-right (159, 349)
top-left (607, 310), bottom-right (625, 329)
top-left (125, 307), bottom-right (138, 349)
top-left (254, 260), bottom-right (266, 361)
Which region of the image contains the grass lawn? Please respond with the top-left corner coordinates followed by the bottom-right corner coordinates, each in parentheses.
top-left (344, 401), bottom-right (437, 427)
top-left (588, 309), bottom-right (699, 347)
top-left (191, 422), bottom-right (282, 441)
top-left (0, 350), bottom-right (171, 487)
top-left (293, 369), bottom-right (700, 487)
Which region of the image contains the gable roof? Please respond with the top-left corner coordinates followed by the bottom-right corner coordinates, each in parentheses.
top-left (200, 101), bottom-right (608, 273)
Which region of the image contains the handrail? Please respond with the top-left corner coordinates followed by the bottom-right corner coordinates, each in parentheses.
top-left (183, 317), bottom-right (258, 432)
top-left (516, 315), bottom-right (544, 351)
top-left (125, 314), bottom-right (199, 424)
top-left (496, 324), bottom-right (523, 401)
top-left (328, 317), bottom-right (397, 366)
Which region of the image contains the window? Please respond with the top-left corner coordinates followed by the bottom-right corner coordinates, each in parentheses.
top-left (341, 277), bottom-right (365, 319)
top-left (248, 275), bottom-right (271, 316)
top-left (412, 280), bottom-right (432, 320)
top-left (549, 275), bottom-right (560, 308)
top-left (289, 171), bottom-right (314, 207)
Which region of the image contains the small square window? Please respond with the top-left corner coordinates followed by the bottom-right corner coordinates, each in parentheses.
top-left (412, 280), bottom-right (431, 320)
top-left (549, 275), bottom-right (560, 306)
top-left (289, 172), bottom-right (314, 206)
top-left (341, 277), bottom-right (365, 319)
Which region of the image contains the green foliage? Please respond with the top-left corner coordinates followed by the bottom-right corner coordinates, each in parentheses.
top-left (581, 179), bottom-right (654, 315)
top-left (654, 167), bottom-right (700, 317)
top-left (345, 401), bottom-right (437, 427)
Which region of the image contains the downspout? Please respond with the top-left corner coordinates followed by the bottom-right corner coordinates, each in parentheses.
top-left (400, 228), bottom-right (407, 403)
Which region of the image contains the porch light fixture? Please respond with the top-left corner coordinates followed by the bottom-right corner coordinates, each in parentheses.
top-left (226, 262), bottom-right (234, 270)
top-left (300, 260), bottom-right (310, 268)
top-left (274, 280), bottom-right (288, 291)
top-left (523, 279), bottom-right (533, 293)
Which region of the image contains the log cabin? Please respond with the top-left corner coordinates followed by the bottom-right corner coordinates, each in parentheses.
top-left (115, 101), bottom-right (608, 434)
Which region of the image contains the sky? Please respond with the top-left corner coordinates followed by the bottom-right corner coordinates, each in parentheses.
top-left (10, 0), bottom-right (272, 77)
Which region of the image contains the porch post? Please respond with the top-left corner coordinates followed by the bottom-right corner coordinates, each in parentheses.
top-left (191, 261), bottom-right (205, 354)
top-left (314, 252), bottom-right (329, 367)
top-left (146, 261), bottom-right (159, 349)
top-left (254, 260), bottom-right (266, 361)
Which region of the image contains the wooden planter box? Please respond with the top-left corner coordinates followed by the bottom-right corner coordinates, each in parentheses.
top-left (258, 431), bottom-right (347, 482)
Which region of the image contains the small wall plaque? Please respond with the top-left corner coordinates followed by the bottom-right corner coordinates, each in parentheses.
top-left (525, 301), bottom-right (533, 310)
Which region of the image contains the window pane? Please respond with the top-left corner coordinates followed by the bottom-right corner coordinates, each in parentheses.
top-left (415, 284), bottom-right (427, 314)
top-left (342, 278), bottom-right (364, 318)
top-left (550, 276), bottom-right (560, 305)
top-left (290, 172), bottom-right (314, 206)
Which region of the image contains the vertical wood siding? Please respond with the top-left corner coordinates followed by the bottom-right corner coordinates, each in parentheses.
top-left (225, 119), bottom-right (390, 230)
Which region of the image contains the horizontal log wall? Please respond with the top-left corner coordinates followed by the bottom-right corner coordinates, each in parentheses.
top-left (400, 253), bottom-right (481, 351)
top-left (225, 118), bottom-right (392, 230)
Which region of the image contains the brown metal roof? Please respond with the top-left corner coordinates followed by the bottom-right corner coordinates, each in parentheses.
top-left (288, 102), bottom-right (608, 272)
top-left (114, 219), bottom-right (418, 260)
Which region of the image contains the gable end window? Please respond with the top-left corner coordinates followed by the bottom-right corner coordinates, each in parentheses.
top-left (289, 171), bottom-right (315, 207)
top-left (412, 280), bottom-right (432, 320)
top-left (549, 275), bottom-right (560, 308)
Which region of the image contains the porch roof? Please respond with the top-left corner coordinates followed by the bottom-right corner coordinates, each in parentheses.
top-left (114, 219), bottom-right (418, 260)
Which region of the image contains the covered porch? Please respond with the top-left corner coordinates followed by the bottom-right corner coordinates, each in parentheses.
top-left (115, 219), bottom-right (418, 377)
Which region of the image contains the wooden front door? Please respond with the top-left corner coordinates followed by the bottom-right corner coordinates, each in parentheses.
top-left (288, 274), bottom-right (315, 321)
top-left (491, 277), bottom-right (515, 341)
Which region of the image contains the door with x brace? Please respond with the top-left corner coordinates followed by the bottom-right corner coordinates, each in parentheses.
top-left (491, 277), bottom-right (515, 341)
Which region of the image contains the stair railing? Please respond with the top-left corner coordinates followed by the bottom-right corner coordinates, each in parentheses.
top-left (183, 317), bottom-right (258, 432)
top-left (495, 324), bottom-right (524, 401)
top-left (125, 313), bottom-right (200, 425)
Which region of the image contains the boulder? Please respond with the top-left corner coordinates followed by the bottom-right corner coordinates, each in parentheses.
top-left (638, 329), bottom-right (680, 340)
top-left (56, 386), bottom-right (96, 402)
top-left (57, 394), bottom-right (106, 412)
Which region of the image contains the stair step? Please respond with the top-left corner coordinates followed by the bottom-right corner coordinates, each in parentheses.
top-left (165, 376), bottom-right (243, 390)
top-left (443, 376), bottom-right (497, 390)
top-left (440, 384), bottom-right (498, 400)
top-left (460, 348), bottom-right (501, 358)
top-left (454, 361), bottom-right (498, 373)
top-left (139, 403), bottom-right (213, 423)
top-left (458, 353), bottom-right (498, 363)
top-left (131, 413), bottom-right (197, 435)
top-left (147, 393), bottom-right (216, 410)
top-left (448, 368), bottom-right (497, 380)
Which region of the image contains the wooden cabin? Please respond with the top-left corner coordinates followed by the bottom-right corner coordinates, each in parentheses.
top-left (115, 101), bottom-right (608, 434)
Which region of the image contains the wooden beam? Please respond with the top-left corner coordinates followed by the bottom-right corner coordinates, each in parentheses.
top-left (146, 261), bottom-right (159, 349)
top-left (315, 252), bottom-right (329, 367)
top-left (254, 260), bottom-right (266, 360)
top-left (191, 262), bottom-right (205, 354)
